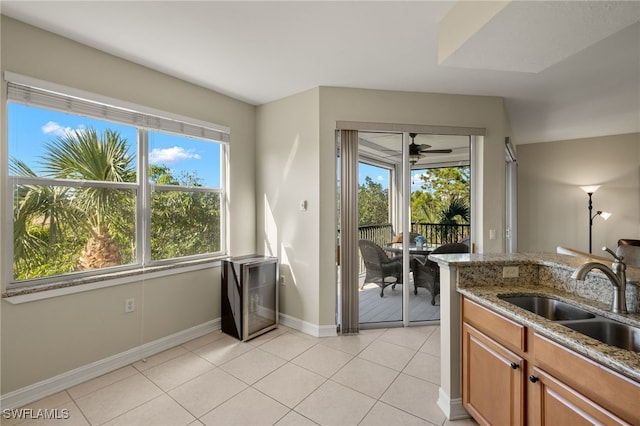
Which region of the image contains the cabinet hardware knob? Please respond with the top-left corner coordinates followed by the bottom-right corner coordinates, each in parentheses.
top-left (529, 375), bottom-right (539, 383)
top-left (510, 362), bottom-right (519, 369)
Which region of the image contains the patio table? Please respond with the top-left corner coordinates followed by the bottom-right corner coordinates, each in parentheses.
top-left (384, 242), bottom-right (438, 256)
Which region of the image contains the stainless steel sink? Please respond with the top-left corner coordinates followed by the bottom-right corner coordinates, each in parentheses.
top-left (500, 295), bottom-right (596, 321)
top-left (562, 320), bottom-right (640, 353)
top-left (498, 295), bottom-right (640, 353)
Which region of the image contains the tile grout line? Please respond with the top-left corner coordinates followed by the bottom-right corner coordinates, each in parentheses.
top-left (24, 325), bottom-right (447, 426)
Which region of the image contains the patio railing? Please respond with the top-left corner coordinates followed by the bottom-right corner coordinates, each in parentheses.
top-left (357, 222), bottom-right (470, 246)
top-left (411, 223), bottom-right (470, 245)
top-left (356, 222), bottom-right (470, 273)
top-left (358, 223), bottom-right (394, 248)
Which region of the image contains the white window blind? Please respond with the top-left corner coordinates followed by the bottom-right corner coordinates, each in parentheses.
top-left (7, 80), bottom-right (230, 143)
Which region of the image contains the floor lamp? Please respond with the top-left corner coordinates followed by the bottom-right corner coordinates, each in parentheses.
top-left (580, 185), bottom-right (611, 253)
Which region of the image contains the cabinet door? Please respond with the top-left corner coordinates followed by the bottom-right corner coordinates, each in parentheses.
top-left (462, 323), bottom-right (524, 426)
top-left (244, 261), bottom-right (278, 339)
top-left (528, 367), bottom-right (630, 426)
top-left (534, 333), bottom-right (639, 424)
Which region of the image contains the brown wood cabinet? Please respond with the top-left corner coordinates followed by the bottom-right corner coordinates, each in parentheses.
top-left (461, 296), bottom-right (639, 426)
top-left (462, 322), bottom-right (525, 426)
top-left (528, 366), bottom-right (628, 425)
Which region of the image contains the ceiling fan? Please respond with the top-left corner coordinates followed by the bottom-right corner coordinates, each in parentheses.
top-left (409, 133), bottom-right (452, 165)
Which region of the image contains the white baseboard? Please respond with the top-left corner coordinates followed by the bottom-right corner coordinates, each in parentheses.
top-left (2, 313), bottom-right (336, 410)
top-left (279, 313), bottom-right (337, 337)
top-left (437, 387), bottom-right (470, 421)
top-left (1, 319), bottom-right (220, 410)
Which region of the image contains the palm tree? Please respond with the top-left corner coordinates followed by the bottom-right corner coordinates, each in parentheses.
top-left (11, 159), bottom-right (86, 275)
top-left (12, 128), bottom-right (135, 274)
top-left (439, 196), bottom-right (470, 224)
top-left (439, 197), bottom-right (470, 243)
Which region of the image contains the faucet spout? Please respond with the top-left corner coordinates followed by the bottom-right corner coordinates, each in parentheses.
top-left (571, 260), bottom-right (628, 314)
top-left (571, 262), bottom-right (618, 282)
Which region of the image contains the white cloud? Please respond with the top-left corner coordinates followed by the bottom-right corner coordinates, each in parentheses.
top-left (149, 146), bottom-right (201, 164)
top-left (42, 121), bottom-right (85, 137)
top-left (377, 175), bottom-right (385, 182)
top-left (412, 172), bottom-right (428, 184)
top-left (412, 172), bottom-right (429, 189)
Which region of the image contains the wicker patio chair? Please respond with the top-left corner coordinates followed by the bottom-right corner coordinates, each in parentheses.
top-left (411, 242), bottom-right (469, 305)
top-left (358, 239), bottom-right (403, 297)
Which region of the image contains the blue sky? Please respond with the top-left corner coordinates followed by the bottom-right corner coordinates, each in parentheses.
top-left (359, 162), bottom-right (431, 191)
top-left (8, 103), bottom-right (221, 187)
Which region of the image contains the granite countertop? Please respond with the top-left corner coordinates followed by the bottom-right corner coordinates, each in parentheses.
top-left (429, 252), bottom-right (640, 382)
top-left (429, 252), bottom-right (640, 283)
top-left (459, 285), bottom-right (640, 382)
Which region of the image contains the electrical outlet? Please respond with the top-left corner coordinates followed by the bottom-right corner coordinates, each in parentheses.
top-left (279, 275), bottom-right (286, 286)
top-left (503, 266), bottom-right (519, 278)
top-left (125, 298), bottom-right (135, 313)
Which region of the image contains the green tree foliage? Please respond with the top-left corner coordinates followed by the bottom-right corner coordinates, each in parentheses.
top-left (149, 165), bottom-right (221, 259)
top-left (43, 128), bottom-right (137, 270)
top-left (12, 128), bottom-right (136, 279)
top-left (440, 196), bottom-right (470, 224)
top-left (410, 190), bottom-right (438, 223)
top-left (411, 167), bottom-right (470, 224)
top-left (358, 176), bottom-right (389, 225)
top-left (12, 129), bottom-right (220, 281)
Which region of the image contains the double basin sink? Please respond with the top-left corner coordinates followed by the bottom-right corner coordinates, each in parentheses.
top-left (500, 295), bottom-right (640, 353)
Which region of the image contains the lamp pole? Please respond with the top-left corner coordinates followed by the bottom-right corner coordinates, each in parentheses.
top-left (587, 191), bottom-right (594, 253)
top-left (580, 185), bottom-right (601, 254)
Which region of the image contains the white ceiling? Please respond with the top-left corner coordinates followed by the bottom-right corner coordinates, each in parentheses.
top-left (2, 1), bottom-right (639, 144)
top-left (359, 133), bottom-right (470, 168)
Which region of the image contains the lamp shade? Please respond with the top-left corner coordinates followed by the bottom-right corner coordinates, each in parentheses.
top-left (600, 211), bottom-right (612, 220)
top-left (580, 185), bottom-right (601, 194)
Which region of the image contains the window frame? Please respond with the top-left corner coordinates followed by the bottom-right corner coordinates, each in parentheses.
top-left (4, 72), bottom-right (230, 290)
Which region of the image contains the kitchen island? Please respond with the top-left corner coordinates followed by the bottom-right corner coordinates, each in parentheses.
top-left (428, 252), bottom-right (640, 422)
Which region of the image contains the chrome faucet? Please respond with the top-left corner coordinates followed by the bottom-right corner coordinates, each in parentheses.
top-left (571, 247), bottom-right (627, 314)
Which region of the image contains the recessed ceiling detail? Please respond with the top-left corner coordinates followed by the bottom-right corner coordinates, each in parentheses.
top-left (2, 1), bottom-right (638, 144)
top-left (439, 1), bottom-right (640, 73)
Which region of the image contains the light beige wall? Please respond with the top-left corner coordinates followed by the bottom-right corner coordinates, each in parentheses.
top-left (518, 133), bottom-right (640, 253)
top-left (256, 88), bottom-right (321, 324)
top-left (255, 87), bottom-right (509, 328)
top-left (1, 269), bottom-right (219, 392)
top-left (318, 87), bottom-right (510, 325)
top-left (1, 16), bottom-right (256, 393)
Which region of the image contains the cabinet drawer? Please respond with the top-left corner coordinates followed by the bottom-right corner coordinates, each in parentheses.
top-left (534, 333), bottom-right (640, 425)
top-left (463, 297), bottom-right (526, 353)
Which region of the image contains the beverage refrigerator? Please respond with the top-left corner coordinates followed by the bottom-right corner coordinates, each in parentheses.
top-left (221, 255), bottom-right (278, 341)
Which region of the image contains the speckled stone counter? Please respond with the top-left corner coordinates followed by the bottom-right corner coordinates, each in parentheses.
top-left (429, 252), bottom-right (640, 382)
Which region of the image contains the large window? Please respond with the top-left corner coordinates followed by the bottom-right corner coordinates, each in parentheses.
top-left (148, 131), bottom-right (223, 261)
top-left (6, 77), bottom-right (229, 287)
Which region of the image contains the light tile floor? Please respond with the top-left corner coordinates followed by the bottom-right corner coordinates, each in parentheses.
top-left (10, 325), bottom-right (477, 426)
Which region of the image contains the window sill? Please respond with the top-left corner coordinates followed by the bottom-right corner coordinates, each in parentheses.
top-left (2, 257), bottom-right (225, 304)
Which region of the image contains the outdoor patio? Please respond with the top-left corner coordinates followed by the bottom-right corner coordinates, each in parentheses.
top-left (358, 276), bottom-right (440, 323)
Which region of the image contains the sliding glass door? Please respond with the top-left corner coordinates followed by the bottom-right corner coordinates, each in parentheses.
top-left (338, 128), bottom-right (471, 330)
top-left (357, 133), bottom-right (404, 325)
top-left (408, 134), bottom-right (471, 321)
